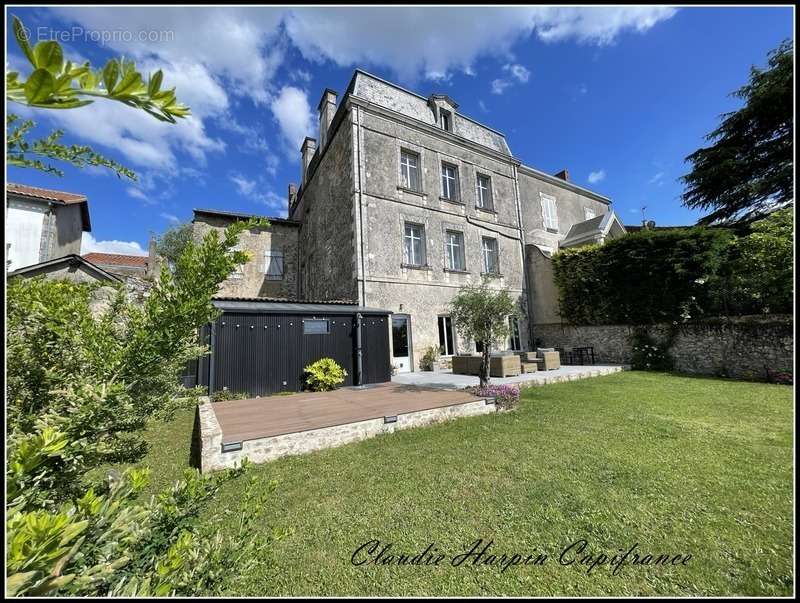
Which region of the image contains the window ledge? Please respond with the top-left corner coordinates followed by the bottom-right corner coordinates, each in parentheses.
top-left (546, 227), bottom-right (560, 234)
top-left (397, 186), bottom-right (426, 197)
top-left (481, 272), bottom-right (504, 278)
top-left (444, 268), bottom-right (470, 274)
top-left (401, 263), bottom-right (432, 271)
top-left (475, 206), bottom-right (497, 214)
top-left (440, 197), bottom-right (464, 205)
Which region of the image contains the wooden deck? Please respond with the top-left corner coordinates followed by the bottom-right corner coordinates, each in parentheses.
top-left (212, 382), bottom-right (482, 442)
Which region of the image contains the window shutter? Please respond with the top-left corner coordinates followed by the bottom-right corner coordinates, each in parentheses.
top-left (265, 250), bottom-right (284, 280)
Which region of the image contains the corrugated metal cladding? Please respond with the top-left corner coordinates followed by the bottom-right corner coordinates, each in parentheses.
top-left (192, 304), bottom-right (392, 397)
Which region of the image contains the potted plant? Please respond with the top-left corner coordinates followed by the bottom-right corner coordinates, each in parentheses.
top-left (420, 345), bottom-right (441, 372)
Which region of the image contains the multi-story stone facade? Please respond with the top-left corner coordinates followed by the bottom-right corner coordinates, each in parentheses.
top-left (195, 69), bottom-right (622, 372)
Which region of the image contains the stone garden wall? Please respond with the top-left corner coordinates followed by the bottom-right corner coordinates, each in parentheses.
top-left (534, 315), bottom-right (793, 380)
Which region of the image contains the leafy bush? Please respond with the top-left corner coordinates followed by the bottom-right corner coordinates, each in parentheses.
top-left (629, 329), bottom-right (675, 372)
top-left (5, 218), bottom-right (282, 596)
top-left (420, 346), bottom-right (440, 371)
top-left (211, 389), bottom-right (250, 402)
top-left (476, 384), bottom-right (521, 410)
top-left (6, 462), bottom-right (288, 596)
top-left (303, 358), bottom-right (347, 392)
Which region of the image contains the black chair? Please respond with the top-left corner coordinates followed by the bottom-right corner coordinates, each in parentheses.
top-left (571, 346), bottom-right (596, 365)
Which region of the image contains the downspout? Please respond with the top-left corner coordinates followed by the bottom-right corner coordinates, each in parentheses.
top-left (354, 104), bottom-right (367, 306)
top-left (512, 163), bottom-right (533, 349)
top-left (355, 312), bottom-right (363, 385)
top-left (208, 321), bottom-right (217, 395)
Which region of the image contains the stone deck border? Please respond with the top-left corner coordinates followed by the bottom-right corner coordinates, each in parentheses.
top-left (199, 397), bottom-right (495, 473)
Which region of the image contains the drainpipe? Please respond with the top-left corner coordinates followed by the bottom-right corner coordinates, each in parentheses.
top-left (208, 321), bottom-right (217, 395)
top-left (354, 104), bottom-right (367, 306)
top-left (512, 163), bottom-right (533, 349)
top-left (355, 312), bottom-right (363, 385)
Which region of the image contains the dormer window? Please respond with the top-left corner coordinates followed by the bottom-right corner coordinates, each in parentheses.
top-left (440, 110), bottom-right (452, 132)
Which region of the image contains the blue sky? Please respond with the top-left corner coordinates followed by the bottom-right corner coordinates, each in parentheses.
top-left (5, 6), bottom-right (794, 255)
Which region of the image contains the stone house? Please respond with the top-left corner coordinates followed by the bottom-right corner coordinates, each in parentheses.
top-left (195, 69), bottom-right (625, 372)
top-left (5, 183), bottom-right (91, 272)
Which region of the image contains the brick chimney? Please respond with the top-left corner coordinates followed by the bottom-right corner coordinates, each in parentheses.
top-left (317, 88), bottom-right (338, 150)
top-left (300, 137), bottom-right (317, 186)
top-left (554, 169), bottom-right (569, 181)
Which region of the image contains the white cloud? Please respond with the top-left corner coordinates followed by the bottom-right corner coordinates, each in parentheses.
top-left (81, 232), bottom-right (147, 256)
top-left (478, 100), bottom-right (488, 113)
top-left (270, 86), bottom-right (314, 159)
top-left (126, 187), bottom-right (151, 203)
top-left (533, 7), bottom-right (678, 45)
top-left (491, 79), bottom-right (512, 95)
top-left (291, 69), bottom-right (312, 84)
top-left (49, 7), bottom-right (285, 105)
top-left (588, 169), bottom-right (606, 184)
top-left (649, 171), bottom-right (665, 186)
top-left (160, 212), bottom-right (180, 224)
top-left (284, 7), bottom-right (676, 82)
top-left (229, 173), bottom-right (258, 197)
top-left (229, 172), bottom-right (286, 214)
top-left (503, 63), bottom-right (530, 83)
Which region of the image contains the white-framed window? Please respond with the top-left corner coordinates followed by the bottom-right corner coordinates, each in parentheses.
top-left (441, 163), bottom-right (459, 201)
top-left (481, 237), bottom-right (499, 274)
top-left (584, 207), bottom-right (596, 221)
top-left (440, 110), bottom-right (452, 132)
top-left (508, 316), bottom-right (522, 351)
top-left (540, 193), bottom-right (559, 231)
top-left (264, 250), bottom-right (284, 280)
top-left (403, 222), bottom-right (426, 266)
top-left (445, 230), bottom-right (466, 271)
top-left (476, 173), bottom-right (493, 210)
top-left (400, 149), bottom-right (421, 191)
top-left (438, 315), bottom-right (456, 356)
top-left (229, 243), bottom-right (245, 279)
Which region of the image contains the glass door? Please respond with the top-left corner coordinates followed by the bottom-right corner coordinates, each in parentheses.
top-left (391, 315), bottom-right (412, 372)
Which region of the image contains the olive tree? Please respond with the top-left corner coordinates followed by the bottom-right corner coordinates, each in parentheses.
top-left (449, 279), bottom-right (516, 387)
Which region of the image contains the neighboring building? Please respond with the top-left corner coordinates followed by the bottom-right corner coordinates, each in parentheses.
top-left (83, 252), bottom-right (152, 278)
top-left (193, 69), bottom-right (623, 372)
top-left (192, 208), bottom-right (301, 300)
top-left (6, 183), bottom-right (91, 271)
top-left (7, 253), bottom-right (121, 284)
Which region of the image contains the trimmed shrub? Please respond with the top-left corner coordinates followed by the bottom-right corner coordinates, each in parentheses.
top-left (552, 212), bottom-right (793, 326)
top-left (303, 358), bottom-right (348, 392)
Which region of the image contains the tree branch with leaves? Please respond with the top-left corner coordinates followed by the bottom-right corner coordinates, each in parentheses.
top-left (5, 14), bottom-right (190, 180)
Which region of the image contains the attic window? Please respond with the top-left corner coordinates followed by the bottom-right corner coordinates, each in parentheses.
top-left (440, 110), bottom-right (452, 132)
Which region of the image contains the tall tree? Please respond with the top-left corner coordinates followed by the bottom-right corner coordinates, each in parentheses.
top-left (681, 40), bottom-right (793, 224)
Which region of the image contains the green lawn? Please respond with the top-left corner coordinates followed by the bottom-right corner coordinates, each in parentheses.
top-left (126, 372), bottom-right (793, 596)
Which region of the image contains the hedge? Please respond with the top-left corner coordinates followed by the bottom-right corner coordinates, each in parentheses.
top-left (551, 209), bottom-right (793, 325)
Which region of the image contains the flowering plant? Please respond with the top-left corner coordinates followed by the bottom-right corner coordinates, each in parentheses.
top-left (476, 384), bottom-right (520, 410)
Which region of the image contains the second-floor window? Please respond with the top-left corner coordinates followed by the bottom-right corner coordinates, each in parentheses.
top-left (264, 250), bottom-right (284, 280)
top-left (541, 193), bottom-right (559, 231)
top-left (445, 230), bottom-right (465, 271)
top-left (441, 163), bottom-right (459, 201)
top-left (481, 237), bottom-right (499, 274)
top-left (400, 150), bottom-right (421, 191)
top-left (403, 222), bottom-right (426, 266)
top-left (476, 174), bottom-right (493, 210)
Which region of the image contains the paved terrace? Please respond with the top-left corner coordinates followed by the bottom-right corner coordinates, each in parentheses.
top-left (391, 364), bottom-right (626, 389)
